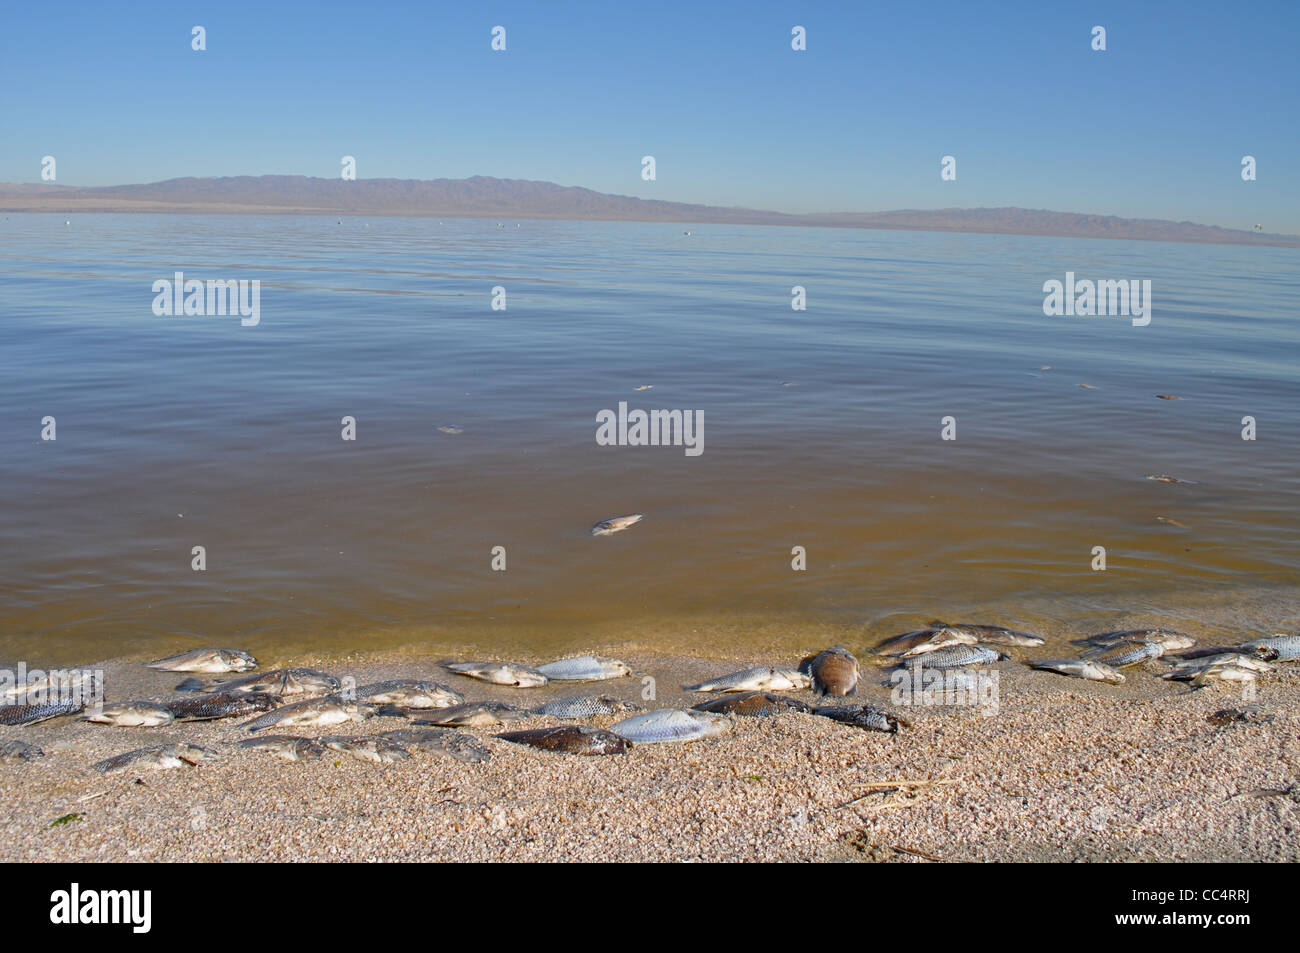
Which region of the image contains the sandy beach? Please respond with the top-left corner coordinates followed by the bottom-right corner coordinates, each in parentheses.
top-left (2, 646), bottom-right (1296, 863)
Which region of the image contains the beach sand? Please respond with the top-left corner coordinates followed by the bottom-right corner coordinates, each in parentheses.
top-left (2, 649), bottom-right (1296, 863)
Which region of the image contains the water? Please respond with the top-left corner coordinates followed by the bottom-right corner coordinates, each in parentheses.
top-left (2, 214), bottom-right (1297, 666)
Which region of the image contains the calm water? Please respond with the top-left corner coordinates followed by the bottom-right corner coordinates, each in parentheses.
top-left (2, 214), bottom-right (1298, 666)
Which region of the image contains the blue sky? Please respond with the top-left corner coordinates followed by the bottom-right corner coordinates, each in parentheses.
top-left (2, 1), bottom-right (1297, 230)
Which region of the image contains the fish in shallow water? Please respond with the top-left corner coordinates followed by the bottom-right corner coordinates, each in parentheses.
top-left (813, 705), bottom-right (908, 733)
top-left (927, 621), bottom-right (1046, 648)
top-left (799, 646), bottom-right (860, 695)
top-left (0, 701), bottom-right (85, 726)
top-left (380, 729), bottom-right (492, 763)
top-left (532, 695), bottom-right (644, 718)
top-left (683, 666), bottom-right (811, 693)
top-left (93, 743), bottom-right (219, 774)
top-left (243, 695), bottom-right (374, 733)
top-left (84, 701), bottom-right (175, 727)
top-left (0, 740), bottom-right (44, 761)
top-left (1028, 659), bottom-right (1125, 684)
top-left (497, 725), bottom-right (630, 756)
top-left (320, 736), bottom-right (411, 764)
top-left (1080, 629), bottom-right (1196, 652)
top-left (167, 691), bottom-right (280, 722)
top-left (352, 679), bottom-right (464, 709)
top-left (239, 735), bottom-right (326, 762)
top-left (1092, 640), bottom-right (1166, 668)
top-left (590, 514), bottom-right (643, 536)
top-left (692, 692), bottom-right (814, 717)
top-left (175, 668), bottom-right (339, 697)
top-left (442, 661), bottom-right (548, 687)
top-left (1240, 635), bottom-right (1300, 662)
top-left (415, 701), bottom-right (531, 728)
top-left (908, 645), bottom-right (1004, 669)
top-left (146, 648), bottom-right (257, 673)
top-left (535, 656), bottom-right (632, 682)
top-left (876, 627), bottom-right (979, 656)
top-left (611, 709), bottom-right (730, 743)
top-left (1163, 655), bottom-right (1273, 681)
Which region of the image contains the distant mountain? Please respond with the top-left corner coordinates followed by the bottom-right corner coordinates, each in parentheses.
top-left (1, 175), bottom-right (1294, 247)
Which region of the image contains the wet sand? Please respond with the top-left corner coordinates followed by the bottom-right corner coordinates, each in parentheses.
top-left (2, 645), bottom-right (1296, 862)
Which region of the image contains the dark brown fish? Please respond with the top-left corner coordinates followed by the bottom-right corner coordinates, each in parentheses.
top-left (0, 701), bottom-right (83, 726)
top-left (692, 692), bottom-right (813, 717)
top-left (496, 725), bottom-right (629, 755)
top-left (799, 646), bottom-right (859, 696)
top-left (165, 691), bottom-right (279, 721)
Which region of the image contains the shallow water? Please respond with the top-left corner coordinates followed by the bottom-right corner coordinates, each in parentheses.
top-left (2, 214), bottom-right (1297, 666)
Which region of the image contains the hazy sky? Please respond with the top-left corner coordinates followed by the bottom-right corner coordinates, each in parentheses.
top-left (3, 1), bottom-right (1297, 231)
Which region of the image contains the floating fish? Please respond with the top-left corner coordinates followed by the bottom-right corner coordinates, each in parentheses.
top-left (243, 695), bottom-right (374, 733)
top-left (909, 645), bottom-right (1004, 669)
top-left (532, 695), bottom-right (644, 718)
top-left (590, 514), bottom-right (643, 537)
top-left (1145, 474), bottom-right (1199, 485)
top-left (799, 646), bottom-right (859, 696)
top-left (442, 661), bottom-right (548, 687)
top-left (175, 668), bottom-right (339, 697)
top-left (239, 735), bottom-right (326, 762)
top-left (320, 736), bottom-right (411, 764)
top-left (145, 648), bottom-right (257, 673)
top-left (167, 690), bottom-right (280, 722)
top-left (0, 701), bottom-right (85, 726)
top-left (497, 725), bottom-right (629, 756)
top-left (0, 740), bottom-right (44, 761)
top-left (380, 729), bottom-right (492, 763)
top-left (415, 701), bottom-right (531, 728)
top-left (353, 679), bottom-right (464, 709)
top-left (1029, 659), bottom-right (1125, 683)
top-left (1155, 394), bottom-right (1182, 400)
top-left (84, 701), bottom-right (175, 727)
top-left (610, 709), bottom-right (730, 744)
top-left (93, 743), bottom-right (219, 774)
top-left (876, 627), bottom-right (979, 657)
top-left (813, 705), bottom-right (908, 733)
top-left (692, 692), bottom-right (813, 717)
top-left (437, 425), bottom-right (463, 435)
top-left (535, 656), bottom-right (632, 682)
top-left (929, 621), bottom-right (1046, 648)
top-left (683, 666), bottom-right (811, 693)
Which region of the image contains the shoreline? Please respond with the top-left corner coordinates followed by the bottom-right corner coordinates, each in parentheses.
top-left (2, 647), bottom-right (1296, 862)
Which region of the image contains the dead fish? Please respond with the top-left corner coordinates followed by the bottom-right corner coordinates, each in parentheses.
top-left (167, 690), bottom-right (280, 722)
top-left (1029, 659), bottom-right (1125, 684)
top-left (442, 661), bottom-right (548, 687)
top-left (175, 668), bottom-right (339, 696)
top-left (0, 740), bottom-right (44, 761)
top-left (145, 648), bottom-right (257, 673)
top-left (437, 425), bottom-right (463, 434)
top-left (692, 692), bottom-right (813, 717)
top-left (1156, 517), bottom-right (1189, 528)
top-left (929, 621), bottom-right (1045, 648)
top-left (243, 695), bottom-right (374, 733)
top-left (1078, 383), bottom-right (1097, 389)
top-left (798, 646), bottom-right (859, 696)
top-left (1145, 475), bottom-right (1199, 485)
top-left (1155, 394), bottom-right (1182, 400)
top-left (611, 709), bottom-right (730, 744)
top-left (532, 695), bottom-right (644, 718)
top-left (93, 743), bottom-right (219, 774)
top-left (909, 645), bottom-right (1004, 669)
top-left (0, 669), bottom-right (100, 703)
top-left (813, 704), bottom-right (908, 733)
top-left (1190, 663), bottom-right (1260, 686)
top-left (353, 679), bottom-right (464, 709)
top-left (238, 735), bottom-right (326, 762)
top-left (497, 725), bottom-right (629, 756)
top-left (590, 514), bottom-right (643, 536)
top-left (380, 728), bottom-right (492, 763)
top-left (320, 736), bottom-right (411, 764)
top-left (535, 656), bottom-right (632, 682)
top-left (84, 701), bottom-right (175, 727)
top-left (0, 700), bottom-right (85, 726)
top-left (1092, 641), bottom-right (1165, 668)
top-left (876, 627), bottom-right (979, 657)
top-left (414, 701), bottom-right (531, 728)
top-left (1164, 655), bottom-right (1273, 681)
top-left (1081, 628), bottom-right (1196, 651)
top-left (683, 666), bottom-right (811, 693)
top-left (1240, 635), bottom-right (1300, 662)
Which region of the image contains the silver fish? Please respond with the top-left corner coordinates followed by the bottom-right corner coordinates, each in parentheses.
top-left (175, 667), bottom-right (339, 696)
top-left (1240, 635), bottom-right (1300, 662)
top-left (910, 645), bottom-right (1004, 669)
top-left (0, 700), bottom-right (84, 726)
top-left (414, 701), bottom-right (531, 728)
top-left (145, 648), bottom-right (257, 673)
top-left (1190, 663), bottom-right (1260, 686)
top-left (497, 725), bottom-right (629, 756)
top-left (591, 514), bottom-right (643, 536)
top-left (0, 669), bottom-right (99, 703)
top-left (1081, 629), bottom-right (1196, 652)
top-left (1145, 474), bottom-right (1199, 485)
top-left (320, 736), bottom-right (411, 764)
top-left (532, 694), bottom-right (644, 718)
top-left (0, 740), bottom-right (44, 761)
top-left (683, 666), bottom-right (812, 693)
top-left (1029, 659), bottom-right (1125, 684)
top-left (535, 656), bottom-right (632, 682)
top-left (928, 620), bottom-right (1046, 648)
top-left (692, 692), bottom-right (813, 717)
top-left (84, 701), bottom-right (175, 727)
top-left (1093, 641), bottom-right (1165, 668)
top-left (239, 735), bottom-right (326, 762)
top-left (380, 728), bottom-right (492, 763)
top-left (352, 679), bottom-right (464, 709)
top-left (799, 646), bottom-right (860, 695)
top-left (442, 661), bottom-right (548, 687)
top-left (167, 690), bottom-right (280, 722)
top-left (1164, 655), bottom-right (1274, 681)
top-left (611, 709), bottom-right (730, 744)
top-left (813, 704), bottom-right (908, 733)
top-left (243, 695), bottom-right (374, 733)
top-left (93, 743), bottom-right (219, 774)
top-left (875, 627), bottom-right (978, 656)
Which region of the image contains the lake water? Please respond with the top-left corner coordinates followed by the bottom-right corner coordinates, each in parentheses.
top-left (2, 214), bottom-right (1297, 666)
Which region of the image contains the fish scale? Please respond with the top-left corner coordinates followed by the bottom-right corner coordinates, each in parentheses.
top-left (912, 645), bottom-right (1003, 669)
top-left (1095, 641), bottom-right (1164, 667)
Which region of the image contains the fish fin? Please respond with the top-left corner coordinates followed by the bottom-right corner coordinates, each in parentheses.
top-left (797, 654), bottom-right (816, 674)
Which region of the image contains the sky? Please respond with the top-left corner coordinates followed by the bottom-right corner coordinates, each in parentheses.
top-left (2, 1), bottom-right (1297, 231)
